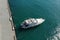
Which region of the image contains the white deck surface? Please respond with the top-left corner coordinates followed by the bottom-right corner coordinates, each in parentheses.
top-left (0, 0), bottom-right (16, 40)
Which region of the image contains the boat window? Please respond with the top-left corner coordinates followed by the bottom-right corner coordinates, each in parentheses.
top-left (25, 24), bottom-right (29, 27)
top-left (24, 22), bottom-right (29, 27)
top-left (30, 19), bottom-right (37, 23)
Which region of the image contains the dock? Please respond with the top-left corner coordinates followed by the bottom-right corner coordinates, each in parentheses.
top-left (0, 0), bottom-right (16, 40)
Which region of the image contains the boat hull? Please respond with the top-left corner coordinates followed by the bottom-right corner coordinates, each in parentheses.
top-left (21, 18), bottom-right (45, 29)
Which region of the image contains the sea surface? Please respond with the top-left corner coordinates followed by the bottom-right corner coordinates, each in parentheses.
top-left (8, 0), bottom-right (60, 40)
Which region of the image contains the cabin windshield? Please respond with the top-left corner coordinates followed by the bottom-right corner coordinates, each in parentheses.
top-left (30, 19), bottom-right (37, 23)
top-left (24, 22), bottom-right (29, 27)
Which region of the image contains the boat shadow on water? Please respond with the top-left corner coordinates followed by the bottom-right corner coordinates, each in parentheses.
top-left (15, 25), bottom-right (41, 32)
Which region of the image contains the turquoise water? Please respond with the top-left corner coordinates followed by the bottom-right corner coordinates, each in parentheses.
top-left (8, 0), bottom-right (60, 40)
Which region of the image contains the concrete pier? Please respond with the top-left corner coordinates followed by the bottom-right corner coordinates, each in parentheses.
top-left (0, 0), bottom-right (16, 40)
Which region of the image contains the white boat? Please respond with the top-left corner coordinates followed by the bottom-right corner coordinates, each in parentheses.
top-left (21, 18), bottom-right (45, 29)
